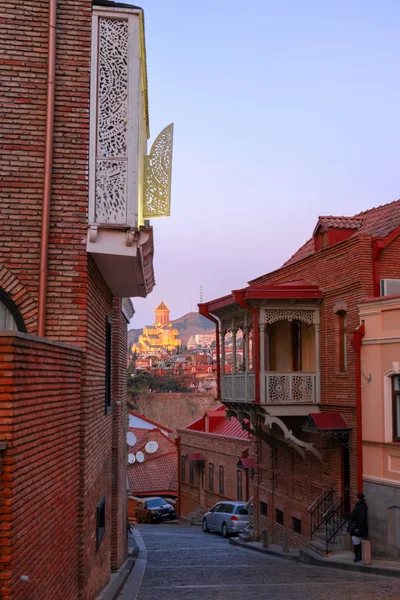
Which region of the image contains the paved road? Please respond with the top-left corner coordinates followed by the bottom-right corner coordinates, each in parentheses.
top-left (136, 524), bottom-right (400, 600)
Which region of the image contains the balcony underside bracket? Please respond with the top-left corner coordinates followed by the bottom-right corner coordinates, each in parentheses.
top-left (263, 413), bottom-right (323, 463)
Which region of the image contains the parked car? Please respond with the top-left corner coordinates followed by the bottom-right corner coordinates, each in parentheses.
top-left (202, 501), bottom-right (251, 537)
top-left (135, 497), bottom-right (176, 523)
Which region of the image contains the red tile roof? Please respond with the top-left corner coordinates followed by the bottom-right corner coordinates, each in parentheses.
top-left (185, 405), bottom-right (250, 439)
top-left (281, 198), bottom-right (400, 268)
top-left (127, 451), bottom-right (177, 496)
top-left (212, 417), bottom-right (250, 439)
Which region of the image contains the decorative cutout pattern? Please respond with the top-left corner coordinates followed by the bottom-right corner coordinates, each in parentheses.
top-left (95, 18), bottom-right (128, 225)
top-left (98, 19), bottom-right (128, 158)
top-left (266, 373), bottom-right (316, 403)
top-left (235, 374), bottom-right (246, 400)
top-left (143, 124), bottom-right (174, 218)
top-left (264, 309), bottom-right (315, 325)
top-left (223, 375), bottom-right (232, 400)
top-left (248, 373), bottom-right (255, 400)
top-left (95, 161), bottom-right (127, 223)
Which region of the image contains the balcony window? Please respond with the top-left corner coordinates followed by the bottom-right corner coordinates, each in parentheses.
top-left (209, 463), bottom-right (214, 492)
top-left (292, 320), bottom-right (302, 372)
top-left (338, 312), bottom-right (347, 372)
top-left (219, 466), bottom-right (224, 495)
top-left (393, 375), bottom-right (400, 441)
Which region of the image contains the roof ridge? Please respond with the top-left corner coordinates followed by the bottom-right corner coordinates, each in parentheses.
top-left (354, 198), bottom-right (400, 218)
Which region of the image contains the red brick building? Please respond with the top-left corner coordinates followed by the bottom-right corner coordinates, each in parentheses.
top-left (0, 1), bottom-right (172, 598)
top-left (199, 200), bottom-right (400, 551)
top-left (178, 406), bottom-right (251, 518)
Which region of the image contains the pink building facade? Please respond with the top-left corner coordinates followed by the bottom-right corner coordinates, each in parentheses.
top-left (361, 295), bottom-right (400, 558)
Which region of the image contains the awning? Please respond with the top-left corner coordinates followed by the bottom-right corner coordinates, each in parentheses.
top-left (309, 412), bottom-right (351, 431)
top-left (188, 453), bottom-right (205, 461)
top-left (238, 458), bottom-right (255, 469)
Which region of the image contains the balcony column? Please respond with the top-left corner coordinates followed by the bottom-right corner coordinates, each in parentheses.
top-left (244, 315), bottom-right (250, 400)
top-left (220, 329), bottom-right (226, 398)
top-left (231, 319), bottom-right (237, 401)
top-left (259, 322), bottom-right (266, 404)
top-left (314, 321), bottom-right (320, 403)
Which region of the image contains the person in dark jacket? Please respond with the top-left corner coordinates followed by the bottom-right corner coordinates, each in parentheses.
top-left (349, 493), bottom-right (368, 562)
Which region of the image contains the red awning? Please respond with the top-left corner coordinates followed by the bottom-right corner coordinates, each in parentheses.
top-left (188, 453), bottom-right (205, 461)
top-left (239, 458), bottom-right (255, 469)
top-left (309, 413), bottom-right (351, 431)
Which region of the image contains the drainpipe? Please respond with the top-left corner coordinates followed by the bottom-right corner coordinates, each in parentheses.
top-left (351, 323), bottom-right (365, 493)
top-left (198, 304), bottom-right (221, 400)
top-left (233, 291), bottom-right (260, 404)
top-left (38, 0), bottom-right (57, 337)
top-left (176, 435), bottom-right (181, 518)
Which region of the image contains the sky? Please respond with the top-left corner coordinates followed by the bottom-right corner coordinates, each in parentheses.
top-left (123, 0), bottom-right (400, 328)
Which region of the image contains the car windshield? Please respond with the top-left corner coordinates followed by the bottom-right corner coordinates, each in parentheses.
top-left (147, 499), bottom-right (164, 508)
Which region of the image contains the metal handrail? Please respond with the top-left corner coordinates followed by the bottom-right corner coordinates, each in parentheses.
top-left (324, 489), bottom-right (351, 555)
top-left (309, 485), bottom-right (334, 538)
top-left (308, 485), bottom-right (333, 513)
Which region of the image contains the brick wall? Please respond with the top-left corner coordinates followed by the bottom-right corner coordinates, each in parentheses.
top-left (178, 430), bottom-right (250, 517)
top-left (111, 299), bottom-right (128, 570)
top-left (0, 333), bottom-right (82, 600)
top-left (134, 393), bottom-right (217, 431)
top-left (0, 3), bottom-right (130, 598)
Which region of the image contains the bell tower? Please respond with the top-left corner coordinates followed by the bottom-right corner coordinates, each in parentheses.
top-left (154, 300), bottom-right (170, 327)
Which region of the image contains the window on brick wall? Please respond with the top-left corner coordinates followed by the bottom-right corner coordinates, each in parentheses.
top-left (105, 317), bottom-right (112, 412)
top-left (0, 290), bottom-right (26, 332)
top-left (209, 463), bottom-right (214, 491)
top-left (181, 456), bottom-right (186, 482)
top-left (338, 312), bottom-right (347, 372)
top-left (260, 501), bottom-right (268, 517)
top-left (236, 470), bottom-right (243, 501)
top-left (276, 508), bottom-right (284, 525)
top-left (189, 461), bottom-right (194, 485)
top-left (219, 466), bottom-right (224, 495)
top-left (96, 497), bottom-right (106, 549)
top-left (393, 375), bottom-right (400, 441)
top-left (293, 517), bottom-right (302, 535)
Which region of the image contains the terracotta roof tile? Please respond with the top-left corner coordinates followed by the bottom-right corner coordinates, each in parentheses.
top-left (281, 198), bottom-right (400, 269)
top-left (127, 451), bottom-right (177, 496)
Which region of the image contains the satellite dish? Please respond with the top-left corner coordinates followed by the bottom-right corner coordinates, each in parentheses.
top-left (145, 441), bottom-right (159, 454)
top-left (136, 451), bottom-right (145, 463)
top-left (128, 453), bottom-right (136, 464)
top-left (126, 432), bottom-right (137, 447)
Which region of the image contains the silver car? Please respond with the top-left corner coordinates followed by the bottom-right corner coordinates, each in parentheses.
top-left (202, 501), bottom-right (249, 538)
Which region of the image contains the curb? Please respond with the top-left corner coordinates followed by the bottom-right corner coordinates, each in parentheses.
top-left (229, 537), bottom-right (300, 562)
top-left (95, 556), bottom-right (136, 600)
top-left (119, 529), bottom-right (148, 600)
top-left (299, 549), bottom-right (400, 579)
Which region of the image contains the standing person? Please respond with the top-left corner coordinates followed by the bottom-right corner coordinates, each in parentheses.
top-left (349, 493), bottom-right (368, 562)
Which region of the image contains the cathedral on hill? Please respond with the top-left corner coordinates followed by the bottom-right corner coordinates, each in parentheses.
top-left (132, 300), bottom-right (182, 354)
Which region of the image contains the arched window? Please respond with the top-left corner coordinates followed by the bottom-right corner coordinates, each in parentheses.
top-left (208, 463), bottom-right (214, 492)
top-left (0, 290), bottom-right (26, 332)
top-left (219, 466), bottom-right (224, 495)
top-left (393, 375), bottom-right (400, 442)
top-left (236, 470), bottom-right (243, 501)
top-left (338, 312), bottom-right (347, 372)
top-left (181, 456), bottom-right (187, 482)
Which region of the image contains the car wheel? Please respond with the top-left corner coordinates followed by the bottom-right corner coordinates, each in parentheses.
top-left (202, 518), bottom-right (209, 533)
top-left (222, 522), bottom-right (229, 538)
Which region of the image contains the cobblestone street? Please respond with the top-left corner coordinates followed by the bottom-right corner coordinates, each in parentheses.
top-left (136, 525), bottom-right (400, 600)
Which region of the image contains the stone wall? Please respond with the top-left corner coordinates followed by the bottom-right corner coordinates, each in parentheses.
top-left (134, 393), bottom-right (217, 431)
top-left (364, 479), bottom-right (400, 559)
